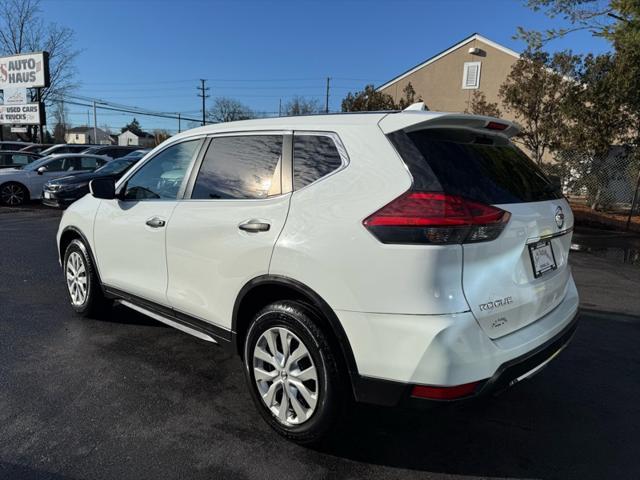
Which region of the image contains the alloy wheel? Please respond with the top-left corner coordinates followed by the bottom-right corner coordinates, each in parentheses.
top-left (66, 251), bottom-right (88, 306)
top-left (252, 326), bottom-right (319, 426)
top-left (1, 184), bottom-right (25, 205)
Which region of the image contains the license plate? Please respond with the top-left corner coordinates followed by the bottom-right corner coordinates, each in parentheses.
top-left (44, 191), bottom-right (52, 199)
top-left (528, 240), bottom-right (557, 278)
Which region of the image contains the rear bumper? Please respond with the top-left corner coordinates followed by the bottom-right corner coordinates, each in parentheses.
top-left (339, 276), bottom-right (580, 406)
top-left (353, 311), bottom-right (578, 406)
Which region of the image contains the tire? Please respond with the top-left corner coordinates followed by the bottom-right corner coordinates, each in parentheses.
top-left (243, 300), bottom-right (345, 445)
top-left (0, 182), bottom-right (28, 206)
top-left (63, 239), bottom-right (111, 318)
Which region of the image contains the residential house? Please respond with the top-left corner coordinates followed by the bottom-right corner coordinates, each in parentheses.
top-left (118, 130), bottom-right (156, 148)
top-left (377, 33), bottom-right (519, 120)
top-left (65, 126), bottom-right (113, 145)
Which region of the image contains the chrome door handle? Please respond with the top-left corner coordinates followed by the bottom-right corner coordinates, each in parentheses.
top-left (239, 220), bottom-right (270, 232)
top-left (145, 217), bottom-right (166, 228)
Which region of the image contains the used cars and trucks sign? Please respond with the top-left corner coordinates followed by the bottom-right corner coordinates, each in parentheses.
top-left (0, 103), bottom-right (45, 125)
top-left (0, 52), bottom-right (50, 89)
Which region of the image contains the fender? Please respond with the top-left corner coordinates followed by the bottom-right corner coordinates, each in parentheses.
top-left (232, 274), bottom-right (360, 380)
top-left (59, 226), bottom-right (103, 286)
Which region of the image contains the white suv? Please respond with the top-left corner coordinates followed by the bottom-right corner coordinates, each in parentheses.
top-left (56, 111), bottom-right (579, 443)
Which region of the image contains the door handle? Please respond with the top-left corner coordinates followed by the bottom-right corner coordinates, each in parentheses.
top-left (145, 217), bottom-right (166, 228)
top-left (239, 220), bottom-right (270, 232)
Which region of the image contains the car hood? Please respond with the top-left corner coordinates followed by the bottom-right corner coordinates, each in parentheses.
top-left (49, 172), bottom-right (113, 186)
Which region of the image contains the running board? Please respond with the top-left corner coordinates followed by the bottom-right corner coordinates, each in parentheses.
top-left (117, 299), bottom-right (218, 344)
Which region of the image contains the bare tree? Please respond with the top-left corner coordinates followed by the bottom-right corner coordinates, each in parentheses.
top-left (0, 0), bottom-right (78, 103)
top-left (284, 96), bottom-right (320, 116)
top-left (152, 129), bottom-right (171, 145)
top-left (208, 97), bottom-right (254, 123)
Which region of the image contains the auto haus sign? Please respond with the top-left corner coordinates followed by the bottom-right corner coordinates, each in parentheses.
top-left (0, 103), bottom-right (44, 125)
top-left (0, 52), bottom-right (50, 89)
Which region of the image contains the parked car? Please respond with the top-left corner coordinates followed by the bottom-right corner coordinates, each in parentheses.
top-left (118, 149), bottom-right (150, 162)
top-left (39, 144), bottom-right (98, 156)
top-left (81, 145), bottom-right (140, 159)
top-left (20, 144), bottom-right (53, 154)
top-left (56, 111), bottom-right (579, 444)
top-left (43, 156), bottom-right (140, 208)
top-left (0, 141), bottom-right (34, 151)
top-left (0, 154), bottom-right (111, 206)
top-left (0, 151), bottom-right (42, 169)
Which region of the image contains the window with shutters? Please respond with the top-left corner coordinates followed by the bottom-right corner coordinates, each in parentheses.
top-left (462, 61), bottom-right (481, 89)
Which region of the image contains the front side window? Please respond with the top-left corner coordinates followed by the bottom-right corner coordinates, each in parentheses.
top-left (124, 140), bottom-right (200, 200)
top-left (44, 158), bottom-right (65, 172)
top-left (192, 135), bottom-right (282, 200)
top-left (293, 134), bottom-right (343, 190)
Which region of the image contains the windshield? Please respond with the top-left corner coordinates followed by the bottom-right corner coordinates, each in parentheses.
top-left (95, 159), bottom-right (133, 175)
top-left (21, 155), bottom-right (54, 171)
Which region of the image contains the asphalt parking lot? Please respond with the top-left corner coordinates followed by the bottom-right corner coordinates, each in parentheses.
top-left (1, 207), bottom-right (639, 480)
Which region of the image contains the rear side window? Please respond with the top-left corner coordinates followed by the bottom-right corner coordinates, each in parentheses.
top-left (12, 154), bottom-right (31, 165)
top-left (192, 135), bottom-right (282, 200)
top-left (388, 129), bottom-right (562, 204)
top-left (293, 134), bottom-right (342, 190)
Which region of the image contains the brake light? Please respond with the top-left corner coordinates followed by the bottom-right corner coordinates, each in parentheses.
top-left (363, 191), bottom-right (510, 244)
top-left (486, 121), bottom-right (508, 131)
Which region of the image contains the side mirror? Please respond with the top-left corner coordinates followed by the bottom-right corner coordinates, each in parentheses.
top-left (36, 166), bottom-right (47, 175)
top-left (90, 177), bottom-right (116, 200)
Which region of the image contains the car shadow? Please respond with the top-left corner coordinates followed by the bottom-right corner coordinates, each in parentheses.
top-left (91, 304), bottom-right (168, 328)
top-left (314, 310), bottom-right (640, 479)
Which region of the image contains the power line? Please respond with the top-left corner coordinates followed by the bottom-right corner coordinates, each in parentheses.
top-left (51, 95), bottom-right (203, 124)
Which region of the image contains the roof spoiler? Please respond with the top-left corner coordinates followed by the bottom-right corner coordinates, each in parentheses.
top-left (379, 112), bottom-right (520, 138)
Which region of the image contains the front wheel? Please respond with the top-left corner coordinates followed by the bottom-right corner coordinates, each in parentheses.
top-left (63, 239), bottom-right (111, 317)
top-left (0, 182), bottom-right (27, 206)
top-left (243, 301), bottom-right (345, 445)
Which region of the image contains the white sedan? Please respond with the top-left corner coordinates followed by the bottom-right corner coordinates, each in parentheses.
top-left (0, 153), bottom-right (112, 206)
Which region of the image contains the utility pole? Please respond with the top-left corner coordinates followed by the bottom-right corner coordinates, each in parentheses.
top-left (278, 98), bottom-right (282, 117)
top-left (178, 113), bottom-right (181, 133)
top-left (197, 79), bottom-right (210, 126)
top-left (93, 100), bottom-right (98, 144)
top-left (325, 77), bottom-right (330, 114)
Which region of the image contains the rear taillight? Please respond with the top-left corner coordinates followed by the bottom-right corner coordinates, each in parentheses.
top-left (363, 191), bottom-right (510, 244)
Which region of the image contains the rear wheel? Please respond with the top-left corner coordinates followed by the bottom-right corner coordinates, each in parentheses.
top-left (63, 239), bottom-right (111, 317)
top-left (0, 182), bottom-right (27, 206)
top-left (243, 301), bottom-right (345, 445)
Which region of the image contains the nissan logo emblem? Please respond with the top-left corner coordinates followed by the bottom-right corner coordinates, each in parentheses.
top-left (555, 206), bottom-right (565, 229)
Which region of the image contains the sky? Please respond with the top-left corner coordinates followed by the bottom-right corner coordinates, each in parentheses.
top-left (39, 0), bottom-right (612, 134)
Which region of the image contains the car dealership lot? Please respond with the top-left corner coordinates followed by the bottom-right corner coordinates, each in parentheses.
top-left (1, 207), bottom-right (639, 480)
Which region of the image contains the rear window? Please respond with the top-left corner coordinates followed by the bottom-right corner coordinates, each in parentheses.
top-left (293, 135), bottom-right (343, 190)
top-left (388, 129), bottom-right (562, 204)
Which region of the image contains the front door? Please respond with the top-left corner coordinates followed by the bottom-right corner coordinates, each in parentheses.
top-left (93, 139), bottom-right (203, 305)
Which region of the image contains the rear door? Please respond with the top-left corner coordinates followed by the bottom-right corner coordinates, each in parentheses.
top-left (166, 133), bottom-right (291, 329)
top-left (392, 127), bottom-right (573, 339)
